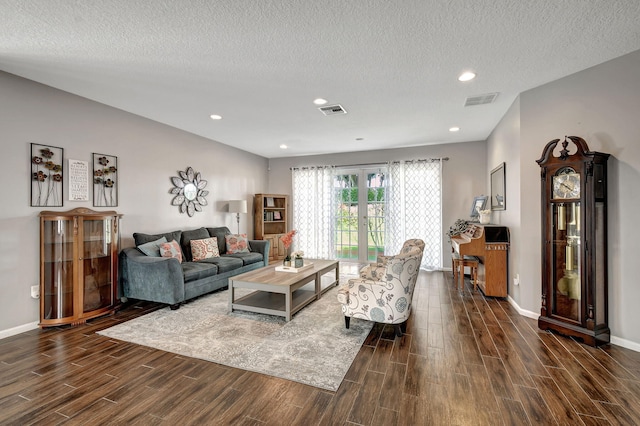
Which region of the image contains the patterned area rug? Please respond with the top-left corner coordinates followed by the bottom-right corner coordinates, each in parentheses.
top-left (98, 283), bottom-right (372, 391)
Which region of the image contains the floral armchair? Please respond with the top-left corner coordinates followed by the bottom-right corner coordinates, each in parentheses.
top-left (337, 240), bottom-right (424, 337)
top-left (358, 238), bottom-right (425, 281)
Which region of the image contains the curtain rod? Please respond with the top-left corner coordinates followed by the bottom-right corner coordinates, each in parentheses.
top-left (290, 157), bottom-right (449, 170)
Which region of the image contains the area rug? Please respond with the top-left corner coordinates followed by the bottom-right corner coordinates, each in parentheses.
top-left (97, 283), bottom-right (372, 391)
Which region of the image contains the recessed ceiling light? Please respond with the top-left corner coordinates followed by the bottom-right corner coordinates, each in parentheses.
top-left (458, 71), bottom-right (476, 82)
top-left (449, 127), bottom-right (460, 132)
top-left (313, 98), bottom-right (328, 105)
top-left (280, 144), bottom-right (288, 149)
top-left (210, 114), bottom-right (222, 120)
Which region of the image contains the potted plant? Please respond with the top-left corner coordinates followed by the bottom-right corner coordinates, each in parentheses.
top-left (291, 250), bottom-right (304, 268)
top-left (446, 219), bottom-right (470, 243)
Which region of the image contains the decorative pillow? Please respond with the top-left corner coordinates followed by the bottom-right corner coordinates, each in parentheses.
top-left (190, 237), bottom-right (220, 261)
top-left (137, 236), bottom-right (167, 257)
top-left (225, 234), bottom-right (250, 254)
top-left (180, 227), bottom-right (210, 262)
top-left (160, 240), bottom-right (183, 263)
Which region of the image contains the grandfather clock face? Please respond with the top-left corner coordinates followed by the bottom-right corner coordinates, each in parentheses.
top-left (552, 167), bottom-right (580, 199)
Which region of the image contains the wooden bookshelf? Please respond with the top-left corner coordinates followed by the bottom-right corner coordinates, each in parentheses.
top-left (254, 194), bottom-right (289, 262)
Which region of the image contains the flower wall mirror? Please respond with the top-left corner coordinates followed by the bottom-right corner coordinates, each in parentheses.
top-left (169, 167), bottom-right (208, 217)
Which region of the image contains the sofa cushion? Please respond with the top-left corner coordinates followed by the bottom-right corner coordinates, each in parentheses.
top-left (197, 256), bottom-right (243, 273)
top-left (206, 227), bottom-right (231, 255)
top-left (181, 227), bottom-right (210, 262)
top-left (225, 234), bottom-right (250, 254)
top-left (160, 240), bottom-right (183, 263)
top-left (181, 262), bottom-right (219, 282)
top-left (191, 237), bottom-right (220, 261)
top-left (137, 236), bottom-right (167, 257)
top-left (223, 252), bottom-right (264, 266)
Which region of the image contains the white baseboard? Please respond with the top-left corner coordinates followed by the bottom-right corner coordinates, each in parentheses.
top-left (0, 321), bottom-right (39, 340)
top-left (610, 336), bottom-right (640, 352)
top-left (507, 295), bottom-right (639, 352)
top-left (507, 295), bottom-right (538, 319)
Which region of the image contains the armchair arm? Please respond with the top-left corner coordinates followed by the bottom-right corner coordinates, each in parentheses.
top-left (248, 239), bottom-right (270, 265)
top-left (119, 247), bottom-right (185, 305)
top-left (359, 264), bottom-right (388, 280)
top-left (376, 254), bottom-right (392, 266)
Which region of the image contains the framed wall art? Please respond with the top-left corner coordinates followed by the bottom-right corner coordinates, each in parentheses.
top-left (93, 153), bottom-right (118, 207)
top-left (68, 159), bottom-right (89, 201)
top-left (31, 143), bottom-right (64, 207)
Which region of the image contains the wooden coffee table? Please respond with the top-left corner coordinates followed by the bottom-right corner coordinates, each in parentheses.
top-left (229, 259), bottom-right (339, 321)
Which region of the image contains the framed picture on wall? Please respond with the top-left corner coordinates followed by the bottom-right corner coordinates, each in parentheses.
top-left (31, 143), bottom-right (64, 207)
top-left (93, 153), bottom-right (118, 207)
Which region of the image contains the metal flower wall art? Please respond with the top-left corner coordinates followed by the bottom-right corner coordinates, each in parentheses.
top-left (31, 143), bottom-right (64, 207)
top-left (169, 167), bottom-right (208, 217)
top-left (93, 153), bottom-right (118, 207)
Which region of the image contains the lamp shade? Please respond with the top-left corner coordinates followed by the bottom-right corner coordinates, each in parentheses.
top-left (228, 200), bottom-right (247, 214)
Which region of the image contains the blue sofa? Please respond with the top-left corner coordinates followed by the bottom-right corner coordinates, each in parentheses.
top-left (119, 226), bottom-right (269, 309)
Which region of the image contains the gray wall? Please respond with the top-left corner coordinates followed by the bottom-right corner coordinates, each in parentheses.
top-left (486, 98), bottom-right (522, 304)
top-left (0, 71), bottom-right (268, 335)
top-left (267, 141), bottom-right (488, 270)
top-left (488, 49), bottom-right (640, 348)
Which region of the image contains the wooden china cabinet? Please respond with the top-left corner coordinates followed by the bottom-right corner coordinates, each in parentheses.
top-left (39, 208), bottom-right (122, 327)
top-left (536, 136), bottom-right (609, 346)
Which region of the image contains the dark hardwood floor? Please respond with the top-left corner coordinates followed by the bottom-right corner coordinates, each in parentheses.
top-left (2, 264), bottom-right (640, 425)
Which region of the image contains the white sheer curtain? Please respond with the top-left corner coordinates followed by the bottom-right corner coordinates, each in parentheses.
top-left (291, 166), bottom-right (336, 259)
top-left (385, 159), bottom-right (443, 270)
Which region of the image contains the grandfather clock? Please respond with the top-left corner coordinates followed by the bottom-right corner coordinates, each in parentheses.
top-left (536, 136), bottom-right (609, 346)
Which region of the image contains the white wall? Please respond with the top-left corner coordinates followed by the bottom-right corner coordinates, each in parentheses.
top-left (0, 71), bottom-right (268, 335)
top-left (489, 49), bottom-right (640, 348)
top-left (267, 141), bottom-right (487, 270)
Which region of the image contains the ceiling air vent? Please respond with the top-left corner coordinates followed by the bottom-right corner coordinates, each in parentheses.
top-left (464, 92), bottom-right (499, 107)
top-left (319, 104), bottom-right (347, 116)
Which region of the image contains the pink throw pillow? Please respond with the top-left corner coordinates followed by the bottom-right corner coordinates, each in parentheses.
top-left (225, 234), bottom-right (249, 254)
top-left (160, 240), bottom-right (183, 263)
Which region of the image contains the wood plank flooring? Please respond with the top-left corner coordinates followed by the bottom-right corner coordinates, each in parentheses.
top-left (2, 264), bottom-right (640, 425)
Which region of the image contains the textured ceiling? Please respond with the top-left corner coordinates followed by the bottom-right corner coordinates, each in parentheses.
top-left (1, 1), bottom-right (639, 158)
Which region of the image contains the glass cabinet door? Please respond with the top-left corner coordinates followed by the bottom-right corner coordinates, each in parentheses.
top-left (42, 218), bottom-right (75, 320)
top-left (81, 218), bottom-right (114, 313)
top-left (551, 201), bottom-right (581, 322)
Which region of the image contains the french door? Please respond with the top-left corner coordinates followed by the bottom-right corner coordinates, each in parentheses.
top-left (333, 168), bottom-right (386, 263)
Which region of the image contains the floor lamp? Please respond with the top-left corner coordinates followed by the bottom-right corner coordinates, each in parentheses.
top-left (228, 200), bottom-right (248, 234)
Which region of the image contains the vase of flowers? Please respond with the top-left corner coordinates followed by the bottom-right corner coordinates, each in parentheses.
top-left (280, 229), bottom-right (297, 266)
top-left (478, 209), bottom-right (491, 224)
